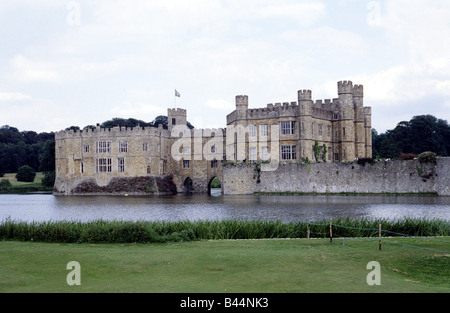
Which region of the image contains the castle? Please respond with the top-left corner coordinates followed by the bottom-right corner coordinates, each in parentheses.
top-left (54, 80), bottom-right (372, 195)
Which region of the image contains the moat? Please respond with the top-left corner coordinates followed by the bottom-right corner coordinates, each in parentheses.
top-left (0, 193), bottom-right (449, 223)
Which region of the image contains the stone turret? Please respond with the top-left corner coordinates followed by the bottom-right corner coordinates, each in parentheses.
top-left (298, 89), bottom-right (313, 159)
top-left (235, 95), bottom-right (248, 122)
top-left (298, 90), bottom-right (312, 116)
top-left (337, 81), bottom-right (355, 161)
top-left (353, 84), bottom-right (365, 158)
top-left (168, 108), bottom-right (187, 134)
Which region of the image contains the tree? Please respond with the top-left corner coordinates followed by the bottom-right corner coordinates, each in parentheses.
top-left (372, 115), bottom-right (450, 159)
top-left (322, 144), bottom-right (327, 163)
top-left (313, 141), bottom-right (320, 162)
top-left (15, 165), bottom-right (36, 182)
top-left (42, 171), bottom-right (55, 187)
top-left (39, 140), bottom-right (55, 172)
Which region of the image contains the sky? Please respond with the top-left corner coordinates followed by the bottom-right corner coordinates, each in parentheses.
top-left (0, 0), bottom-right (449, 134)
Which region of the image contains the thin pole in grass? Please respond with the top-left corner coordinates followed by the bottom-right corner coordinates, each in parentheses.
top-left (330, 218), bottom-right (332, 243)
top-left (379, 224), bottom-right (382, 251)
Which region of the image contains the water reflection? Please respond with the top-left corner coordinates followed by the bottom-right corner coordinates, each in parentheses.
top-left (0, 193), bottom-right (449, 223)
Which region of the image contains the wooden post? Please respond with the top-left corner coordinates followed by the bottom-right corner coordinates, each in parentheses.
top-left (307, 225), bottom-right (310, 239)
top-left (379, 224), bottom-right (382, 251)
top-left (330, 218), bottom-right (332, 243)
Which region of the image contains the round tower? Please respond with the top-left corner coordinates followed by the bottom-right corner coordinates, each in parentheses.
top-left (353, 84), bottom-right (365, 158)
top-left (235, 95), bottom-right (248, 122)
top-left (298, 90), bottom-right (312, 116)
top-left (337, 81), bottom-right (355, 161)
top-left (298, 89), bottom-right (313, 160)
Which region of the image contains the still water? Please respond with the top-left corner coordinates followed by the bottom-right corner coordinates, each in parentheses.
top-left (1, 191), bottom-right (449, 223)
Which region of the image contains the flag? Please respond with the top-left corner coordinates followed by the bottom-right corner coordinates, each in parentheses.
top-left (175, 89), bottom-right (180, 97)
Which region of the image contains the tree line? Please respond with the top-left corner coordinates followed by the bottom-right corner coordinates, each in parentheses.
top-left (0, 125), bottom-right (55, 176)
top-left (1, 114), bottom-right (448, 177)
top-left (372, 115), bottom-right (450, 159)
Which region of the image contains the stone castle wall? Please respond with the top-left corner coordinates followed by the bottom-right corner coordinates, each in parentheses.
top-left (222, 158), bottom-right (450, 196)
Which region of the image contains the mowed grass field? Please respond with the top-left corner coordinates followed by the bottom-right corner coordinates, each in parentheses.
top-left (1, 172), bottom-right (45, 187)
top-left (1, 237), bottom-right (449, 293)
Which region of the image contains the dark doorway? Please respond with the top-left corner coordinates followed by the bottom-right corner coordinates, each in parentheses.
top-left (183, 177), bottom-right (194, 193)
top-left (208, 177), bottom-right (222, 197)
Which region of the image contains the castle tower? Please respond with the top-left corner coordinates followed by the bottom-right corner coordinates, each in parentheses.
top-left (235, 95), bottom-right (249, 124)
top-left (353, 84), bottom-right (366, 158)
top-left (167, 108), bottom-right (187, 134)
top-left (337, 81), bottom-right (355, 161)
top-left (364, 106), bottom-right (373, 158)
top-left (298, 89), bottom-right (313, 160)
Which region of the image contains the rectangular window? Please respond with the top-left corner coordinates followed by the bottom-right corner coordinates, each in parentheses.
top-left (280, 121), bottom-right (296, 135)
top-left (183, 160), bottom-right (190, 169)
top-left (318, 124), bottom-right (323, 136)
top-left (211, 159), bottom-right (218, 168)
top-left (118, 157), bottom-right (125, 172)
top-left (83, 145), bottom-right (90, 153)
top-left (327, 126), bottom-right (331, 137)
top-left (259, 124), bottom-right (268, 137)
top-left (261, 146), bottom-right (269, 161)
top-left (249, 146), bottom-right (257, 162)
top-left (143, 143), bottom-right (148, 152)
top-left (96, 141), bottom-right (111, 153)
top-left (281, 145), bottom-right (297, 160)
top-left (96, 158), bottom-right (112, 173)
top-left (119, 141), bottom-right (128, 153)
top-left (343, 127), bottom-right (346, 137)
top-left (248, 125), bottom-right (257, 137)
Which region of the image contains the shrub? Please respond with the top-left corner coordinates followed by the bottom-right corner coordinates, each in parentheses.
top-left (399, 153), bottom-right (415, 160)
top-left (15, 165), bottom-right (36, 182)
top-left (41, 171), bottom-right (55, 187)
top-left (0, 179), bottom-right (12, 188)
top-left (417, 151), bottom-right (437, 164)
top-left (357, 158), bottom-right (374, 166)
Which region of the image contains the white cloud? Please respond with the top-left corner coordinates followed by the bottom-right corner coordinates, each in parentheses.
top-left (10, 55), bottom-right (60, 83)
top-left (0, 0), bottom-right (449, 134)
top-left (204, 99), bottom-right (234, 111)
top-left (258, 2), bottom-right (325, 25)
top-left (0, 92), bottom-right (31, 101)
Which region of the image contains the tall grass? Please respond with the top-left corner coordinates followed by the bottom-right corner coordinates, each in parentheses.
top-left (0, 217), bottom-right (448, 244)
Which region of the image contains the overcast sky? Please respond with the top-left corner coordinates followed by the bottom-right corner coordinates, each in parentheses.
top-left (0, 0), bottom-right (449, 133)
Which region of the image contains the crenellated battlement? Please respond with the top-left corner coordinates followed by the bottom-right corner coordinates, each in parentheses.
top-left (55, 124), bottom-right (168, 140)
top-left (298, 89), bottom-right (312, 100)
top-left (353, 84), bottom-right (363, 97)
top-left (236, 95), bottom-right (249, 106)
top-left (168, 108), bottom-right (187, 115)
top-left (338, 80), bottom-right (354, 95)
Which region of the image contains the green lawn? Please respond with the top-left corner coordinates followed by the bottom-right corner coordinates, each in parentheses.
top-left (1, 238), bottom-right (448, 293)
top-left (1, 172), bottom-right (45, 187)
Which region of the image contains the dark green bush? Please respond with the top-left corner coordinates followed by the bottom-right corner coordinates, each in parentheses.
top-left (0, 179), bottom-right (12, 188)
top-left (15, 165), bottom-right (36, 182)
top-left (417, 151), bottom-right (437, 164)
top-left (41, 171), bottom-right (55, 187)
